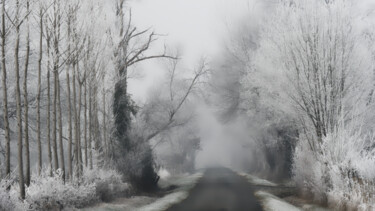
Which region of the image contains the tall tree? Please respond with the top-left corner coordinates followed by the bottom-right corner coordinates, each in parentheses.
top-left (14, 0), bottom-right (25, 199)
top-left (1, 0), bottom-right (10, 179)
top-left (45, 15), bottom-right (53, 176)
top-left (51, 1), bottom-right (59, 172)
top-left (54, 0), bottom-right (65, 182)
top-left (23, 0), bottom-right (31, 187)
top-left (66, 4), bottom-right (73, 180)
top-left (36, 0), bottom-right (44, 176)
top-left (112, 0), bottom-right (176, 190)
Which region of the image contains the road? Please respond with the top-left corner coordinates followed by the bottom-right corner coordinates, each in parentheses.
top-left (166, 168), bottom-right (263, 211)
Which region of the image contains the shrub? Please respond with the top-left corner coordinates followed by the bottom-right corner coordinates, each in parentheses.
top-left (293, 126), bottom-right (375, 210)
top-left (83, 167), bottom-right (130, 201)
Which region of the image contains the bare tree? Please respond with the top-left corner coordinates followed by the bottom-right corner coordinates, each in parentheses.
top-left (45, 12), bottom-right (53, 176)
top-left (14, 0), bottom-right (25, 199)
top-left (66, 4), bottom-right (73, 180)
top-left (36, 0), bottom-right (45, 177)
top-left (1, 0), bottom-right (11, 179)
top-left (23, 0), bottom-right (31, 187)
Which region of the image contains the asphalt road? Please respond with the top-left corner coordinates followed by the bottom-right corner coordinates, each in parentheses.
top-left (166, 168), bottom-right (263, 211)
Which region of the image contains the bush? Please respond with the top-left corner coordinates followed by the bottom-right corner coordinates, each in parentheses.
top-left (25, 169), bottom-right (97, 210)
top-left (0, 166), bottom-right (129, 210)
top-left (293, 126), bottom-right (375, 210)
top-left (83, 167), bottom-right (130, 201)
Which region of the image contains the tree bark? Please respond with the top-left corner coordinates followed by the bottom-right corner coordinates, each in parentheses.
top-left (73, 53), bottom-right (78, 179)
top-left (84, 74), bottom-right (88, 167)
top-left (88, 75), bottom-right (93, 169)
top-left (1, 0), bottom-right (10, 179)
top-left (55, 0), bottom-right (65, 182)
top-left (103, 83), bottom-right (107, 157)
top-left (77, 70), bottom-right (83, 175)
top-left (52, 45), bottom-right (58, 172)
top-left (46, 31), bottom-right (52, 176)
top-left (14, 0), bottom-right (25, 199)
top-left (23, 0), bottom-right (31, 187)
top-left (66, 10), bottom-right (73, 180)
top-left (36, 4), bottom-right (43, 177)
top-left (51, 0), bottom-right (59, 172)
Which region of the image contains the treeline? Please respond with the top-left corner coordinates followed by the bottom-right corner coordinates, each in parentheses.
top-left (232, 0), bottom-right (375, 209)
top-left (0, 0), bottom-right (206, 204)
top-left (0, 0), bottom-right (113, 199)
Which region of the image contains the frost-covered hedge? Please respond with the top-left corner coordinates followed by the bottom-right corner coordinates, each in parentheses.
top-left (293, 127), bottom-right (375, 210)
top-left (0, 167), bottom-right (129, 210)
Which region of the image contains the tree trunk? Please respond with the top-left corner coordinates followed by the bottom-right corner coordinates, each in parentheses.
top-left (1, 0), bottom-right (10, 179)
top-left (23, 0), bottom-right (30, 186)
top-left (46, 31), bottom-right (52, 176)
top-left (36, 5), bottom-right (43, 177)
top-left (66, 15), bottom-right (72, 180)
top-left (55, 0), bottom-right (64, 182)
top-left (88, 75), bottom-right (93, 169)
top-left (57, 76), bottom-right (65, 182)
top-left (84, 75), bottom-right (88, 167)
top-left (14, 0), bottom-right (25, 199)
top-left (52, 52), bottom-right (59, 171)
top-left (73, 58), bottom-right (78, 179)
top-left (103, 83), bottom-right (107, 157)
top-left (78, 76), bottom-right (83, 175)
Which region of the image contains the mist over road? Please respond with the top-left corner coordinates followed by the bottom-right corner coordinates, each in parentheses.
top-left (166, 168), bottom-right (263, 211)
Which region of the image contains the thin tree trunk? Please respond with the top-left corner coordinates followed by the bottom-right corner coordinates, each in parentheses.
top-left (52, 1), bottom-right (59, 172)
top-left (57, 77), bottom-right (65, 182)
top-left (37, 5), bottom-right (43, 177)
top-left (103, 85), bottom-right (107, 158)
top-left (55, 0), bottom-right (65, 182)
top-left (78, 75), bottom-right (83, 175)
top-left (88, 76), bottom-right (93, 169)
top-left (14, 0), bottom-right (25, 199)
top-left (52, 59), bottom-right (59, 171)
top-left (73, 56), bottom-right (78, 179)
top-left (46, 32), bottom-right (52, 176)
top-left (23, 0), bottom-right (31, 187)
top-left (84, 75), bottom-right (88, 167)
top-left (66, 13), bottom-right (72, 180)
top-left (1, 0), bottom-right (10, 179)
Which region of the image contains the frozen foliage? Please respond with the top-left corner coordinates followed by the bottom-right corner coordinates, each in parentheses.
top-left (0, 167), bottom-right (128, 210)
top-left (25, 169), bottom-right (97, 210)
top-left (293, 125), bottom-right (375, 210)
top-left (0, 178), bottom-right (25, 210)
top-left (253, 0), bottom-right (375, 209)
top-left (83, 172), bottom-right (203, 211)
top-left (82, 167), bottom-right (130, 201)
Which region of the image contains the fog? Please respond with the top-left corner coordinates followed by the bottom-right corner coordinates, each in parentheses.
top-left (3, 0), bottom-right (375, 209)
top-left (125, 0), bottom-right (275, 174)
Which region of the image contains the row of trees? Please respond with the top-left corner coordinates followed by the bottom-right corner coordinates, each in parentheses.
top-left (0, 0), bottom-right (208, 201)
top-left (236, 0), bottom-right (375, 208)
top-left (0, 0), bottom-right (112, 199)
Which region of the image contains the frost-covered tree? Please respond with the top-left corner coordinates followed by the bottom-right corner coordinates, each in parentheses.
top-left (255, 0), bottom-right (375, 205)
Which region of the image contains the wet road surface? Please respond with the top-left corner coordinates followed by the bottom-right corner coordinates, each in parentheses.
top-left (166, 168), bottom-right (263, 211)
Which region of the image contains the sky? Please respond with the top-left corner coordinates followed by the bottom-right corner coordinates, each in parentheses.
top-left (127, 0), bottom-right (254, 102)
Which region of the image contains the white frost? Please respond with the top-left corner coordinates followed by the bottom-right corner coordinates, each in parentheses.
top-left (255, 191), bottom-right (301, 211)
top-left (238, 172), bottom-right (277, 187)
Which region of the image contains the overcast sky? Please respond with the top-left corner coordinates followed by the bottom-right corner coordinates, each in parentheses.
top-left (126, 0), bottom-right (255, 102)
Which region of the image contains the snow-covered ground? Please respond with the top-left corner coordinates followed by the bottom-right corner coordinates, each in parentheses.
top-left (238, 172), bottom-right (331, 211)
top-left (237, 172), bottom-right (277, 186)
top-left (80, 171), bottom-right (203, 211)
top-left (255, 191), bottom-right (301, 211)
